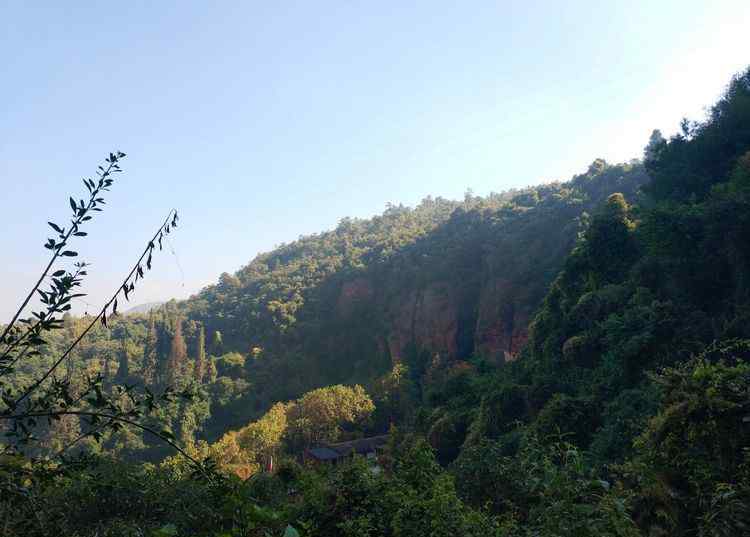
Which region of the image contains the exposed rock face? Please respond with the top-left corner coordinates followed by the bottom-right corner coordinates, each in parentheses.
top-left (324, 163), bottom-right (650, 370)
top-left (335, 276), bottom-right (531, 365)
top-left (473, 277), bottom-right (541, 361)
top-left (385, 285), bottom-right (459, 362)
top-left (336, 278), bottom-right (374, 317)
top-left (330, 222), bottom-right (576, 364)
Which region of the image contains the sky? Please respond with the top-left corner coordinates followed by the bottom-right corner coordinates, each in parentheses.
top-left (1, 1), bottom-right (749, 321)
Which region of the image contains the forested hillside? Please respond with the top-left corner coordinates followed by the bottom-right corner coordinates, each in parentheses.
top-left (4, 156), bottom-right (648, 460)
top-left (185, 159), bottom-right (647, 423)
top-left (4, 67), bottom-right (750, 536)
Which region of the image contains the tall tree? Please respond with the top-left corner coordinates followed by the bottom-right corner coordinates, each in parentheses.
top-left (101, 354), bottom-right (114, 380)
top-left (210, 330), bottom-right (223, 356)
top-left (194, 325), bottom-right (206, 384)
top-left (142, 314), bottom-right (158, 385)
top-left (115, 338), bottom-right (129, 382)
top-left (167, 319), bottom-right (188, 386)
top-left (113, 323), bottom-right (130, 382)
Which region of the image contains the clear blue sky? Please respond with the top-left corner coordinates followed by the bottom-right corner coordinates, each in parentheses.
top-left (2, 1), bottom-right (749, 321)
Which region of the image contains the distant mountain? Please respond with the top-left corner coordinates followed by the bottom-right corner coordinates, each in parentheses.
top-left (123, 301), bottom-right (164, 315)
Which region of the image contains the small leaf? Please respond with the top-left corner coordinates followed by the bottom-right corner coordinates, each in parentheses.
top-left (61, 251), bottom-right (78, 257)
top-left (52, 270), bottom-right (66, 277)
top-left (69, 197), bottom-right (76, 212)
top-left (48, 222), bottom-right (63, 233)
top-left (74, 232), bottom-right (87, 237)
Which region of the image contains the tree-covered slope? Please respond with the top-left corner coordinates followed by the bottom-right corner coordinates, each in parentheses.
top-left (418, 67), bottom-right (750, 535)
top-left (183, 161), bottom-right (647, 413)
top-left (1, 157), bottom-right (647, 462)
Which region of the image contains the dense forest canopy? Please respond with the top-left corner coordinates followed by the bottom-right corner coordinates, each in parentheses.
top-left (3, 67), bottom-right (750, 537)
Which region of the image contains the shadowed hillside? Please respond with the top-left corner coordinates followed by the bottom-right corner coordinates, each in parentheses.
top-left (183, 161), bottom-right (648, 418)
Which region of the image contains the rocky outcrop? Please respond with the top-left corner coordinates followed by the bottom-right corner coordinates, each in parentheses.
top-left (323, 162), bottom-right (650, 372)
top-left (334, 274), bottom-right (548, 367)
top-left (385, 285), bottom-right (459, 362)
top-left (336, 278), bottom-right (374, 317)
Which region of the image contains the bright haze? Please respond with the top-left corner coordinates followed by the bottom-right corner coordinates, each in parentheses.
top-left (1, 1), bottom-right (748, 321)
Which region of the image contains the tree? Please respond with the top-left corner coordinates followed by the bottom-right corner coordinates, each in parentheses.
top-left (643, 128), bottom-right (665, 164)
top-left (205, 357), bottom-right (218, 383)
top-left (286, 384), bottom-right (375, 448)
top-left (194, 325), bottom-right (206, 384)
top-left (583, 192), bottom-right (637, 286)
top-left (627, 341), bottom-right (750, 535)
top-left (114, 324), bottom-right (130, 382)
top-left (210, 329), bottom-right (224, 356)
top-left (142, 314), bottom-right (158, 385)
top-left (167, 320), bottom-right (188, 386)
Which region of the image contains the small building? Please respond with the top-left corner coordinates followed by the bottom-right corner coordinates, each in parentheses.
top-left (303, 435), bottom-right (389, 465)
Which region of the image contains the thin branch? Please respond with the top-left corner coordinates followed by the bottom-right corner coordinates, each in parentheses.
top-left (0, 266), bottom-right (85, 369)
top-left (53, 420), bottom-right (110, 459)
top-left (11, 209), bottom-right (176, 409)
top-left (0, 159), bottom-right (118, 347)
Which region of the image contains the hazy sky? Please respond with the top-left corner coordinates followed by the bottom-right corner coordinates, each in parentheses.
top-left (2, 1), bottom-right (749, 321)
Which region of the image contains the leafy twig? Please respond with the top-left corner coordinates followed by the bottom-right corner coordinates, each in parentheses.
top-left (0, 153), bottom-right (124, 346)
top-left (10, 209), bottom-right (177, 410)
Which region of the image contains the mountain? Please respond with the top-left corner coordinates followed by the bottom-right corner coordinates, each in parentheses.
top-left (123, 301), bottom-right (164, 315)
top-left (183, 160), bottom-right (648, 414)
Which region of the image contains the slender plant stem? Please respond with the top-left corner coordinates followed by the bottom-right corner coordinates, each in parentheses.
top-left (54, 421), bottom-right (109, 459)
top-left (0, 266), bottom-right (85, 369)
top-left (0, 160), bottom-right (117, 347)
top-left (11, 210), bottom-right (175, 409)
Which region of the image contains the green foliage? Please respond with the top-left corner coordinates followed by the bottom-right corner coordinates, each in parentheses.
top-left (452, 434), bottom-right (640, 536)
top-left (286, 384), bottom-right (375, 448)
top-left (289, 436), bottom-right (502, 537)
top-left (533, 394), bottom-right (599, 448)
top-left (200, 384), bottom-right (375, 478)
top-left (620, 341), bottom-right (750, 535)
top-left (182, 159), bottom-right (646, 419)
top-left (645, 68), bottom-right (750, 203)
top-left (0, 457), bottom-right (294, 537)
top-left (419, 65), bottom-right (750, 537)
top-left (215, 352), bottom-right (246, 378)
top-left (7, 65), bottom-right (750, 537)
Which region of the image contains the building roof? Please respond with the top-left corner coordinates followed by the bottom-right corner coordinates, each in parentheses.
top-left (328, 435), bottom-right (389, 455)
top-left (306, 446), bottom-right (341, 461)
top-left (305, 435), bottom-right (389, 461)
